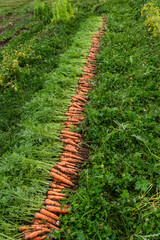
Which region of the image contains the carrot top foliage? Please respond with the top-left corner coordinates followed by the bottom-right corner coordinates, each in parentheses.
top-left (0, 0), bottom-right (102, 237)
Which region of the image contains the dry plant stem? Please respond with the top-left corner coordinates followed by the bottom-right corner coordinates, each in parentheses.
top-left (21, 16), bottom-right (106, 240)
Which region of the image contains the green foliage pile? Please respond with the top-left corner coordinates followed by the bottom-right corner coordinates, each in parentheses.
top-left (0, 14), bottom-right (102, 239)
top-left (59, 0), bottom-right (160, 239)
top-left (141, 0), bottom-right (160, 37)
top-left (0, 4), bottom-right (85, 156)
top-left (34, 0), bottom-right (53, 24)
top-left (52, 0), bottom-right (74, 22)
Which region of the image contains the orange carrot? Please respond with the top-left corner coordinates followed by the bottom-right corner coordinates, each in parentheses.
top-left (59, 182), bottom-right (71, 188)
top-left (60, 157), bottom-right (81, 163)
top-left (45, 222), bottom-right (60, 230)
top-left (58, 161), bottom-right (77, 168)
top-left (31, 236), bottom-right (47, 240)
top-left (40, 209), bottom-right (59, 221)
top-left (47, 195), bottom-right (65, 200)
top-left (74, 95), bottom-right (87, 102)
top-left (61, 139), bottom-right (80, 148)
top-left (46, 205), bottom-right (69, 214)
top-left (50, 183), bottom-right (64, 189)
top-left (34, 213), bottom-right (57, 226)
top-left (19, 226), bottom-right (31, 232)
top-left (72, 98), bottom-right (86, 105)
top-left (45, 199), bottom-right (61, 206)
top-left (51, 168), bottom-right (72, 181)
top-left (31, 225), bottom-right (49, 230)
top-left (68, 110), bottom-right (82, 114)
top-left (49, 188), bottom-right (62, 192)
top-left (61, 130), bottom-right (81, 137)
top-left (56, 165), bottom-right (78, 176)
top-left (71, 103), bottom-right (83, 110)
top-left (24, 229), bottom-right (50, 240)
top-left (45, 199), bottom-right (68, 208)
top-left (61, 134), bottom-right (80, 141)
top-left (47, 191), bottom-right (66, 196)
top-left (51, 168), bottom-right (71, 180)
top-left (65, 113), bottom-right (80, 117)
top-left (68, 107), bottom-right (84, 113)
top-left (67, 118), bottom-right (81, 123)
top-left (50, 172), bottom-right (74, 186)
top-left (64, 144), bottom-right (78, 153)
top-left (62, 152), bottom-right (83, 160)
top-left (33, 220), bottom-right (43, 225)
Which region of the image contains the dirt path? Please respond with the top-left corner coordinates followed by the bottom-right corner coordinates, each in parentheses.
top-left (19, 16), bottom-right (106, 240)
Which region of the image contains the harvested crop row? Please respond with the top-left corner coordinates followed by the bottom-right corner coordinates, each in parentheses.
top-left (20, 16), bottom-right (106, 240)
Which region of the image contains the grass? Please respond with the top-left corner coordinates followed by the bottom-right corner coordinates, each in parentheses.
top-left (58, 0), bottom-right (160, 239)
top-left (0, 0), bottom-right (35, 14)
top-left (0, 5), bottom-right (102, 237)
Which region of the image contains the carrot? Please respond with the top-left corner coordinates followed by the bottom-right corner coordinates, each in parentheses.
top-left (65, 113), bottom-right (80, 117)
top-left (45, 222), bottom-right (60, 230)
top-left (63, 122), bottom-right (79, 126)
top-left (31, 225), bottom-right (49, 230)
top-left (62, 152), bottom-right (83, 160)
top-left (51, 168), bottom-right (72, 181)
top-left (49, 188), bottom-right (62, 192)
top-left (51, 167), bottom-right (71, 179)
top-left (31, 236), bottom-right (47, 240)
top-left (64, 145), bottom-right (78, 154)
top-left (50, 183), bottom-right (64, 189)
top-left (58, 161), bottom-right (77, 168)
top-left (34, 213), bottom-right (57, 226)
top-left (57, 163), bottom-right (78, 172)
top-left (45, 199), bottom-right (61, 206)
top-left (59, 182), bottom-right (71, 188)
top-left (45, 199), bottom-right (69, 208)
top-left (62, 136), bottom-right (81, 143)
top-left (74, 95), bottom-right (87, 102)
top-left (67, 118), bottom-right (81, 124)
top-left (83, 69), bottom-right (92, 74)
top-left (47, 195), bottom-right (65, 200)
top-left (61, 139), bottom-right (80, 148)
top-left (19, 226), bottom-right (31, 232)
top-left (60, 157), bottom-right (82, 164)
top-left (56, 165), bottom-right (78, 176)
top-left (50, 172), bottom-right (74, 186)
top-left (80, 75), bottom-right (91, 80)
top-left (47, 191), bottom-right (66, 196)
top-left (40, 209), bottom-right (59, 221)
top-left (67, 117), bottom-right (81, 121)
top-left (20, 225), bottom-right (49, 232)
top-left (61, 130), bottom-right (81, 137)
top-left (69, 107), bottom-right (84, 112)
top-left (62, 127), bottom-right (71, 130)
top-left (24, 229), bottom-right (50, 240)
top-left (71, 103), bottom-right (83, 110)
top-left (66, 119), bottom-right (81, 124)
top-left (72, 98), bottom-right (86, 105)
top-left (33, 220), bottom-right (43, 225)
top-left (62, 131), bottom-right (80, 136)
top-left (46, 205), bottom-right (69, 214)
top-left (76, 91), bottom-right (88, 96)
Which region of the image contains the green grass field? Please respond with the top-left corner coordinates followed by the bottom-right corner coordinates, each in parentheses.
top-left (0, 0), bottom-right (34, 13)
top-left (0, 0), bottom-right (160, 239)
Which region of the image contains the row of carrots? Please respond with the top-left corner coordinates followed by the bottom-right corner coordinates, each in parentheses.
top-left (20, 16), bottom-right (106, 240)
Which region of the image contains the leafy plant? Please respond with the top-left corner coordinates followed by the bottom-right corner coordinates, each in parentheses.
top-left (34, 0), bottom-right (53, 24)
top-left (141, 0), bottom-right (160, 37)
top-left (52, 0), bottom-right (74, 22)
